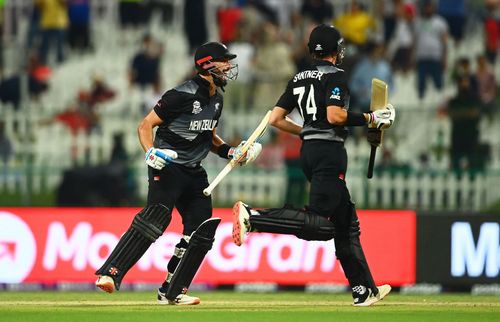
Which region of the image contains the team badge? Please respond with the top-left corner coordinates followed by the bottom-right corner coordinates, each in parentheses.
top-left (214, 103), bottom-right (220, 111)
top-left (192, 101), bottom-right (202, 114)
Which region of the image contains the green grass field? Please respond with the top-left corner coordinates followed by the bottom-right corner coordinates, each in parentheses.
top-left (0, 291), bottom-right (499, 322)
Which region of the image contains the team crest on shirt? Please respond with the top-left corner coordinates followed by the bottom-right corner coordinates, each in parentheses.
top-left (192, 101), bottom-right (202, 114)
top-left (330, 87), bottom-right (341, 100)
top-left (215, 103), bottom-right (220, 111)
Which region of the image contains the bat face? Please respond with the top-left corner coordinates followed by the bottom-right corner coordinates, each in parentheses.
top-left (370, 78), bottom-right (388, 112)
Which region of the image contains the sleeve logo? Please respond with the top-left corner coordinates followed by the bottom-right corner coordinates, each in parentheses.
top-left (330, 87), bottom-right (341, 100)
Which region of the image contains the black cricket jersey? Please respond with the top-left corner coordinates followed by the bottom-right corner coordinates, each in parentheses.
top-left (153, 75), bottom-right (223, 166)
top-left (276, 60), bottom-right (350, 142)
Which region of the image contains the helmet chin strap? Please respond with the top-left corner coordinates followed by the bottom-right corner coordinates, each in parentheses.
top-left (213, 75), bottom-right (227, 89)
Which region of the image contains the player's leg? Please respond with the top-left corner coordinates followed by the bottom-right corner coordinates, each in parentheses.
top-left (95, 203), bottom-right (172, 292)
top-left (95, 166), bottom-right (183, 293)
top-left (158, 167), bottom-right (214, 305)
top-left (232, 202), bottom-right (335, 246)
top-left (165, 217), bottom-right (220, 304)
top-left (332, 180), bottom-right (391, 306)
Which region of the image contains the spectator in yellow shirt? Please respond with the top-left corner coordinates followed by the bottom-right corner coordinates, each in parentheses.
top-left (36, 0), bottom-right (69, 64)
top-left (334, 1), bottom-right (376, 48)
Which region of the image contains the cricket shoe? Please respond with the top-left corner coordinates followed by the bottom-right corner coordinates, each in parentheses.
top-left (157, 288), bottom-right (200, 305)
top-left (232, 201), bottom-right (252, 246)
top-left (352, 284), bottom-right (391, 307)
top-left (95, 275), bottom-right (116, 294)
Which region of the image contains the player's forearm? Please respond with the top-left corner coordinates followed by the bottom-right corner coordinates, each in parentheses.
top-left (270, 117), bottom-right (302, 136)
top-left (210, 134), bottom-right (226, 153)
top-left (137, 119), bottom-right (155, 152)
top-left (327, 106), bottom-right (370, 126)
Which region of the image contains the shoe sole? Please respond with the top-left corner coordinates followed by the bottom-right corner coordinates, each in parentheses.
top-left (353, 285), bottom-right (391, 307)
top-left (232, 201), bottom-right (244, 246)
top-left (96, 280), bottom-right (115, 294)
top-left (167, 298), bottom-right (201, 305)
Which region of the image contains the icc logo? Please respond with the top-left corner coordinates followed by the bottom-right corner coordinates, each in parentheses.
top-left (0, 212), bottom-right (37, 283)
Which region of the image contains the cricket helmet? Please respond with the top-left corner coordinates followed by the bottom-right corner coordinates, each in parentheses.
top-left (194, 42), bottom-right (238, 87)
top-left (308, 24), bottom-right (345, 64)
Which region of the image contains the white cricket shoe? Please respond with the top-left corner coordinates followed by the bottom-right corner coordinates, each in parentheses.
top-left (95, 275), bottom-right (116, 294)
top-left (232, 201), bottom-right (251, 246)
top-left (157, 289), bottom-right (200, 305)
top-left (353, 284), bottom-right (391, 307)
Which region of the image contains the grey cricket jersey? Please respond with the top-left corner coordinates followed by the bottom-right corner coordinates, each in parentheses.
top-left (276, 60), bottom-right (350, 142)
top-left (153, 75), bottom-right (223, 166)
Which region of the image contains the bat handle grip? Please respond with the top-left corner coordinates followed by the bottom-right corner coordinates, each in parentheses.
top-left (367, 145), bottom-right (377, 179)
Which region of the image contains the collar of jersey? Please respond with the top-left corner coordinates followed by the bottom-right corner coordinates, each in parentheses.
top-left (193, 74), bottom-right (211, 97)
top-left (314, 59), bottom-right (335, 67)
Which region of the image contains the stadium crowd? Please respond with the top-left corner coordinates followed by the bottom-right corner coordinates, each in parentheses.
top-left (0, 0), bottom-right (499, 207)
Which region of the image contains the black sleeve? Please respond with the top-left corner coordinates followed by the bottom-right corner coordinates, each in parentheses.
top-left (275, 80), bottom-right (296, 112)
top-left (153, 89), bottom-right (190, 121)
top-left (324, 71), bottom-right (348, 107)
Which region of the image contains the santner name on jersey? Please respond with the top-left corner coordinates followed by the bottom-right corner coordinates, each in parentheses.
top-left (293, 70), bottom-right (324, 82)
top-left (189, 119), bottom-right (218, 131)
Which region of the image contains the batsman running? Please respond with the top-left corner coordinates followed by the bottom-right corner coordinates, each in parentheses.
top-left (232, 24), bottom-right (395, 306)
top-left (95, 42), bottom-right (262, 305)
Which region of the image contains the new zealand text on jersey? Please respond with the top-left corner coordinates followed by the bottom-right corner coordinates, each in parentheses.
top-left (189, 119), bottom-right (218, 131)
top-left (293, 70), bottom-right (324, 82)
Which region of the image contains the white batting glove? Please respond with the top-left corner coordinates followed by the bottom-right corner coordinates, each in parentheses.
top-left (367, 103), bottom-right (396, 129)
top-left (229, 141), bottom-right (263, 165)
top-left (145, 147), bottom-right (178, 170)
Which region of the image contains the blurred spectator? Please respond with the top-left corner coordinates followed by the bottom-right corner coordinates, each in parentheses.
top-left (79, 74), bottom-right (116, 108)
top-left (184, 0), bottom-right (207, 54)
top-left (378, 0), bottom-right (399, 43)
top-left (129, 34), bottom-right (162, 91)
top-left (414, 0), bottom-right (448, 99)
top-left (300, 0), bottom-right (334, 24)
top-left (40, 74), bottom-right (114, 135)
top-left (0, 121), bottom-right (12, 171)
top-left (26, 4), bottom-right (41, 56)
top-left (218, 5), bottom-right (243, 44)
top-left (51, 104), bottom-right (94, 135)
top-left (110, 132), bottom-right (128, 164)
top-left (482, 1), bottom-right (499, 64)
top-left (288, 17), bottom-right (315, 72)
top-left (451, 57), bottom-right (478, 96)
top-left (387, 1), bottom-right (415, 74)
top-left (247, 0), bottom-right (279, 25)
top-left (36, 0), bottom-right (69, 65)
top-left (349, 41), bottom-right (393, 114)
top-left (447, 66), bottom-right (483, 173)
top-left (118, 0), bottom-right (147, 29)
top-left (475, 54), bottom-right (497, 119)
top-left (334, 1), bottom-right (376, 49)
top-left (0, 55), bottom-right (50, 109)
top-left (67, 0), bottom-right (92, 53)
top-left (437, 0), bottom-right (466, 45)
top-left (251, 21), bottom-right (296, 111)
top-left (225, 24), bottom-right (255, 111)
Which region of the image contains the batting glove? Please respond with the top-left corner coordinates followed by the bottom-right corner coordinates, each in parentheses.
top-left (145, 147), bottom-right (178, 170)
top-left (229, 141), bottom-right (263, 166)
top-left (367, 103), bottom-right (396, 130)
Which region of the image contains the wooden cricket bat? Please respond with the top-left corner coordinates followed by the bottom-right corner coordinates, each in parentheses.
top-left (203, 110), bottom-right (271, 196)
top-left (367, 78), bottom-right (388, 179)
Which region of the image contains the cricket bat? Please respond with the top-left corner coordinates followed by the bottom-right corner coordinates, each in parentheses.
top-left (367, 78), bottom-right (388, 179)
top-left (203, 110), bottom-right (271, 196)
